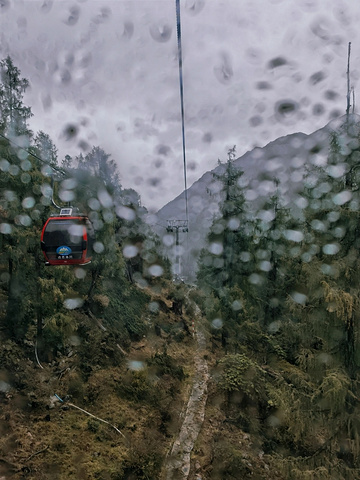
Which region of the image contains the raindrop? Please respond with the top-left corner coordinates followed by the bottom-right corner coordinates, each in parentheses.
top-left (9, 164), bottom-right (20, 176)
top-left (318, 353), bottom-right (332, 365)
top-left (327, 211), bottom-right (340, 222)
top-left (249, 116), bottom-right (263, 127)
top-left (69, 335), bottom-right (81, 346)
top-left (21, 173), bottom-right (31, 184)
top-left (209, 242), bottom-right (223, 255)
top-left (284, 229), bottom-right (304, 242)
top-left (149, 22), bottom-right (172, 42)
top-left (59, 189), bottom-right (75, 202)
top-left (309, 71), bottom-right (326, 85)
top-left (323, 243), bottom-right (340, 255)
top-left (116, 205), bottom-right (136, 221)
top-left (214, 52), bottom-right (233, 85)
top-left (259, 261), bottom-right (272, 272)
top-left (268, 320), bottom-right (281, 334)
top-left (202, 132), bottom-right (213, 143)
top-left (185, 0), bottom-right (205, 15)
top-left (74, 268), bottom-right (86, 279)
top-left (148, 264), bottom-right (164, 277)
top-left (324, 90), bottom-right (338, 101)
top-left (123, 245), bottom-right (139, 258)
top-left (19, 215), bottom-right (31, 226)
top-left (62, 123), bottom-right (78, 141)
top-left (162, 234), bottom-right (174, 247)
top-left (98, 188), bottom-right (113, 208)
top-left (212, 318), bottom-right (223, 329)
top-left (312, 103), bottom-right (325, 116)
top-left (231, 300), bottom-right (242, 311)
top-left (0, 159), bottom-right (9, 171)
top-left (291, 292), bottom-right (307, 305)
top-left (88, 198), bottom-right (101, 211)
top-left (41, 164), bottom-right (53, 177)
top-left (240, 251), bottom-right (251, 262)
top-left (0, 380), bottom-right (10, 392)
top-left (41, 184), bottom-right (53, 198)
top-left (21, 159), bottom-right (32, 171)
top-left (40, 0), bottom-right (53, 14)
top-left (248, 273), bottom-right (264, 285)
top-left (122, 21), bottom-right (134, 40)
top-left (267, 415), bottom-right (281, 427)
top-left (64, 297), bottom-right (84, 310)
top-left (128, 360), bottom-right (145, 371)
top-left (311, 219), bottom-right (326, 231)
top-left (103, 210), bottom-right (114, 223)
top-left (22, 197), bottom-right (35, 209)
top-left (63, 5), bottom-right (80, 26)
top-left (93, 242), bottom-right (105, 253)
top-left (213, 258), bottom-right (224, 268)
top-left (0, 223), bottom-right (12, 234)
top-left (321, 264), bottom-right (336, 276)
top-left (332, 227), bottom-right (345, 238)
top-left (332, 191), bottom-right (352, 205)
top-left (301, 252), bottom-right (312, 263)
top-left (155, 144), bottom-right (172, 156)
top-left (268, 56), bottom-right (288, 69)
top-left (149, 302), bottom-right (159, 313)
top-left (62, 178), bottom-right (77, 189)
top-left (256, 81), bottom-right (272, 90)
top-left (0, 272), bottom-right (10, 282)
top-left (274, 100), bottom-right (299, 123)
top-left (228, 218), bottom-right (240, 230)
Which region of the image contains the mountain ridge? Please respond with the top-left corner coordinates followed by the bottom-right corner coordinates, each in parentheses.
top-left (152, 114), bottom-right (360, 280)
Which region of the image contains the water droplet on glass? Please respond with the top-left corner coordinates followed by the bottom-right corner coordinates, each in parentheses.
top-left (284, 229), bottom-right (304, 242)
top-left (291, 292), bottom-right (307, 305)
top-left (22, 197), bottom-right (35, 209)
top-left (128, 360), bottom-right (145, 371)
top-left (116, 205), bottom-right (136, 221)
top-left (209, 242), bottom-right (223, 255)
top-left (332, 191), bottom-right (352, 206)
top-left (64, 297), bottom-right (84, 310)
top-left (93, 242), bottom-right (104, 254)
top-left (322, 243), bottom-right (340, 255)
top-left (148, 265), bottom-right (164, 277)
top-left (123, 245), bottom-right (138, 258)
top-left (149, 22), bottom-right (172, 42)
top-left (231, 300), bottom-right (242, 311)
top-left (74, 268), bottom-right (87, 279)
top-left (0, 223), bottom-right (12, 234)
top-left (212, 318), bottom-right (223, 329)
top-left (149, 302), bottom-right (159, 313)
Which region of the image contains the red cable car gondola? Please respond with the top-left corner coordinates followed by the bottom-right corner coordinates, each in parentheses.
top-left (41, 208), bottom-right (94, 266)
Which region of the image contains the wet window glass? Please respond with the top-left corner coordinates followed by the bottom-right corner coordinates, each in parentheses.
top-left (1, 1), bottom-right (360, 479)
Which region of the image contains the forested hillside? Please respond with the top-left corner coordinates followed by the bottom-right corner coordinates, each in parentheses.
top-left (2, 56), bottom-right (360, 480)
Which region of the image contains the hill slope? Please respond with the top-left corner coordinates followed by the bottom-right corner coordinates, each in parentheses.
top-left (153, 114), bottom-right (360, 280)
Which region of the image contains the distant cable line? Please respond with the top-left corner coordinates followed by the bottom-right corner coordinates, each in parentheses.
top-left (175, 0), bottom-right (189, 224)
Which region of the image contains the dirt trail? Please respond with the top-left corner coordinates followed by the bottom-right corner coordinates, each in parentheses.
top-left (164, 326), bottom-right (209, 479)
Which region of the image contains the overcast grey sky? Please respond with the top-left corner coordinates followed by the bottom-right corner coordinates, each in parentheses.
top-left (1, 0), bottom-right (360, 211)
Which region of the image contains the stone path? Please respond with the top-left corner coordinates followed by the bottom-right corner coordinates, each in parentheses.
top-left (164, 327), bottom-right (209, 479)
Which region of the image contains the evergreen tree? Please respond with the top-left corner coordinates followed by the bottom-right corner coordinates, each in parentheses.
top-left (0, 55), bottom-right (33, 136)
top-left (197, 146), bottom-right (250, 293)
top-left (33, 131), bottom-right (58, 167)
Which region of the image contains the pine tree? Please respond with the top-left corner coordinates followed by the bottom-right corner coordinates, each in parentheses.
top-left (0, 56), bottom-right (33, 136)
top-left (197, 146), bottom-right (250, 292)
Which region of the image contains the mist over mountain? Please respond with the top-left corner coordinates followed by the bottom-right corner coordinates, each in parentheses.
top-left (152, 114), bottom-right (360, 280)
